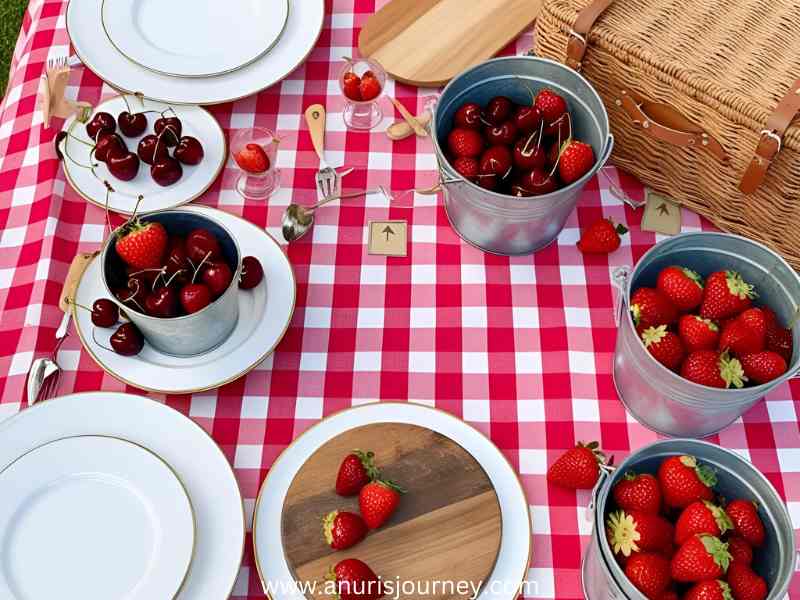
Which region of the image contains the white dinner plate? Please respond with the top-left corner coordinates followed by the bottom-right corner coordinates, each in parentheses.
top-left (0, 436), bottom-right (194, 599)
top-left (101, 0), bottom-right (289, 78)
top-left (60, 96), bottom-right (225, 215)
top-left (0, 393), bottom-right (244, 600)
top-left (68, 0), bottom-right (324, 104)
top-left (253, 402), bottom-right (532, 600)
top-left (73, 205), bottom-right (296, 394)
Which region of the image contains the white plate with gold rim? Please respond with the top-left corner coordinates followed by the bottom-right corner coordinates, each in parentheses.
top-left (253, 402), bottom-right (532, 600)
top-left (0, 393), bottom-right (245, 600)
top-left (68, 0), bottom-right (324, 105)
top-left (101, 0), bottom-right (289, 78)
top-left (0, 435), bottom-right (194, 600)
top-left (73, 205), bottom-right (296, 394)
top-left (60, 96), bottom-right (226, 215)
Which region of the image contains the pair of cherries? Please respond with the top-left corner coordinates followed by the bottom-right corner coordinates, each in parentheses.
top-left (74, 298), bottom-right (144, 356)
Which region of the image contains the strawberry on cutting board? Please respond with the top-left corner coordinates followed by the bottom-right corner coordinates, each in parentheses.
top-left (607, 509), bottom-right (674, 557)
top-left (727, 562), bottom-right (768, 600)
top-left (358, 479), bottom-right (405, 529)
top-left (115, 220), bottom-right (168, 269)
top-left (725, 499), bottom-right (765, 547)
top-left (674, 500), bottom-right (732, 545)
top-left (671, 534), bottom-right (732, 583)
top-left (700, 271), bottom-right (755, 320)
top-left (684, 579), bottom-right (733, 600)
top-left (327, 558), bottom-right (384, 600)
top-left (612, 472), bottom-right (662, 515)
top-left (336, 450), bottom-right (378, 496)
top-left (624, 552), bottom-right (672, 600)
top-left (657, 266), bottom-right (704, 312)
top-left (546, 441), bottom-right (606, 489)
top-left (657, 455), bottom-right (716, 509)
top-left (577, 218), bottom-right (627, 254)
top-left (323, 510), bottom-right (367, 550)
top-left (642, 325), bottom-right (685, 371)
top-left (681, 350), bottom-right (746, 389)
top-left (679, 316), bottom-right (720, 352)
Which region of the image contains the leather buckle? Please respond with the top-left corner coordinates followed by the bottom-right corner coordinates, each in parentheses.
top-left (758, 129), bottom-right (782, 161)
top-left (569, 29), bottom-right (587, 46)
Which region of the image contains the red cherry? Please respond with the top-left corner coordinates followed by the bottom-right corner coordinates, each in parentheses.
top-left (186, 229), bottom-right (221, 264)
top-left (150, 156), bottom-right (183, 186)
top-left (164, 237), bottom-right (190, 275)
top-left (518, 168), bottom-right (558, 196)
top-left (454, 102), bottom-right (482, 130)
top-left (239, 256), bottom-right (263, 289)
top-left (201, 262), bottom-right (234, 297)
top-left (144, 287), bottom-right (179, 318)
top-left (107, 151), bottom-right (140, 181)
top-left (91, 299), bottom-right (119, 327)
top-left (110, 322), bottom-right (144, 356)
top-left (123, 274), bottom-right (150, 306)
top-left (545, 113), bottom-right (571, 141)
top-left (173, 136), bottom-right (204, 165)
top-left (484, 96), bottom-right (513, 125)
top-left (514, 105), bottom-right (543, 134)
top-left (86, 112), bottom-right (116, 140)
top-left (478, 145), bottom-right (513, 178)
top-left (513, 134), bottom-right (547, 170)
top-left (180, 283), bottom-right (212, 314)
top-left (118, 111), bottom-right (148, 137)
top-left (94, 133), bottom-right (127, 163)
top-left (137, 134), bottom-right (169, 165)
top-left (154, 116), bottom-right (182, 147)
top-left (484, 120), bottom-right (518, 146)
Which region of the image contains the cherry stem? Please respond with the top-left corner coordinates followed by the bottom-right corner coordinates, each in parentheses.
top-left (92, 328), bottom-right (117, 353)
top-left (164, 269), bottom-right (187, 288)
top-left (67, 299), bottom-right (94, 314)
top-left (191, 251), bottom-right (212, 284)
top-left (161, 106), bottom-right (178, 118)
top-left (121, 94), bottom-right (132, 115)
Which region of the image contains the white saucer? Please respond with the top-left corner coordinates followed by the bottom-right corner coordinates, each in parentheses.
top-left (61, 96), bottom-right (226, 215)
top-left (73, 206), bottom-right (296, 394)
top-left (0, 393), bottom-right (245, 600)
top-left (0, 435), bottom-right (194, 599)
top-left (253, 402), bottom-right (532, 600)
top-left (68, 0), bottom-right (325, 105)
top-left (101, 0), bottom-right (289, 78)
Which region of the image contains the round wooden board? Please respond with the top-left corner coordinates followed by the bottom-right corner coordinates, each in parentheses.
top-left (281, 423), bottom-right (502, 600)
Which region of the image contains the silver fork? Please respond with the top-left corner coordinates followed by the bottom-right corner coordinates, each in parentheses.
top-left (304, 103), bottom-right (342, 198)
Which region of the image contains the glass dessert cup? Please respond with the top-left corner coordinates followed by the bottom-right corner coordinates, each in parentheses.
top-left (230, 127), bottom-right (280, 200)
top-left (339, 57), bottom-right (386, 131)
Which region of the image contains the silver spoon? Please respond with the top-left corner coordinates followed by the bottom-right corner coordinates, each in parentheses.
top-left (282, 186), bottom-right (390, 242)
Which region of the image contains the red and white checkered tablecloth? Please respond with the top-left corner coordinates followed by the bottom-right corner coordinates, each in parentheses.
top-left (1, 1), bottom-right (799, 598)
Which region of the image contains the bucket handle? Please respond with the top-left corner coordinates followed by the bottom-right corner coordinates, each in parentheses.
top-left (587, 463), bottom-right (617, 520)
top-left (611, 266), bottom-right (631, 327)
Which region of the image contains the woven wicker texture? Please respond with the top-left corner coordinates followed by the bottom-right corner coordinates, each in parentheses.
top-left (535, 0), bottom-right (800, 270)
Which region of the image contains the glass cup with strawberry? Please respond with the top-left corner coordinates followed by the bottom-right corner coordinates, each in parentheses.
top-left (231, 127), bottom-right (280, 199)
top-left (339, 57), bottom-right (386, 130)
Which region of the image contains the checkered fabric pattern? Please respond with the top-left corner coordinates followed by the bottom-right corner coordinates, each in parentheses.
top-left (1, 1), bottom-right (799, 598)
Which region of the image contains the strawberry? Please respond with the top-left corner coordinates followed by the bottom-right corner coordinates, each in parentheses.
top-left (681, 351), bottom-right (746, 389)
top-left (453, 156), bottom-right (479, 180)
top-left (328, 558), bottom-right (384, 600)
top-left (323, 510), bottom-right (367, 550)
top-left (607, 509), bottom-right (674, 557)
top-left (658, 266), bottom-right (704, 312)
top-left (535, 89), bottom-right (568, 125)
top-left (700, 271), bottom-right (756, 320)
top-left (624, 552), bottom-right (672, 599)
top-left (737, 308), bottom-right (768, 341)
top-left (766, 326), bottom-right (793, 363)
top-left (684, 580), bottom-right (733, 600)
top-left (725, 500), bottom-right (765, 547)
top-left (631, 288), bottom-right (679, 329)
top-left (343, 72), bottom-right (362, 101)
top-left (679, 316), bottom-right (720, 352)
top-left (726, 563), bottom-right (767, 600)
top-left (558, 140), bottom-right (595, 184)
top-left (612, 472), bottom-right (662, 515)
top-left (658, 455), bottom-right (716, 509)
top-left (358, 479), bottom-right (405, 529)
top-left (577, 218), bottom-right (627, 254)
top-left (235, 142), bottom-right (270, 174)
top-left (659, 590), bottom-right (680, 600)
top-left (642, 325), bottom-right (685, 371)
top-left (674, 501), bottom-right (732, 545)
top-left (671, 534), bottom-right (731, 583)
top-left (546, 441), bottom-right (605, 489)
top-left (115, 220), bottom-right (167, 269)
top-left (447, 128), bottom-right (483, 158)
top-left (740, 351), bottom-right (788, 385)
top-left (718, 320), bottom-right (764, 356)
top-left (727, 536), bottom-right (753, 566)
top-left (336, 450), bottom-right (378, 496)
top-left (359, 74), bottom-right (382, 101)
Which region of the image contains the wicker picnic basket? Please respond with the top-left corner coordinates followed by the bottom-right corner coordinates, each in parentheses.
top-left (534, 0), bottom-right (800, 270)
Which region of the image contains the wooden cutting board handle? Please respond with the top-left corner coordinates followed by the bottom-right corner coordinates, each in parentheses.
top-left (304, 104), bottom-right (327, 164)
top-left (59, 251), bottom-right (98, 312)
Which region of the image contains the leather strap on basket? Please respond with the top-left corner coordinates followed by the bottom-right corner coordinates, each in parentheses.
top-left (566, 0), bottom-right (614, 71)
top-left (739, 78), bottom-right (800, 194)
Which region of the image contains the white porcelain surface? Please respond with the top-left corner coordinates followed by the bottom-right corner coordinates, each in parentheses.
top-left (73, 206), bottom-right (296, 394)
top-left (0, 435), bottom-right (194, 600)
top-left (68, 0), bottom-right (324, 104)
top-left (61, 96), bottom-right (225, 215)
top-left (102, 0), bottom-right (289, 77)
top-left (0, 393), bottom-right (244, 600)
top-left (253, 402), bottom-right (531, 600)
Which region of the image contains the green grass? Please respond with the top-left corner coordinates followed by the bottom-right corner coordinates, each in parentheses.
top-left (1, 0), bottom-right (28, 96)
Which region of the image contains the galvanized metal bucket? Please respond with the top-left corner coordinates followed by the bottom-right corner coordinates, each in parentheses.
top-left (583, 439), bottom-right (797, 600)
top-left (612, 232), bottom-right (800, 438)
top-left (101, 209), bottom-right (242, 356)
top-left (431, 56), bottom-right (613, 255)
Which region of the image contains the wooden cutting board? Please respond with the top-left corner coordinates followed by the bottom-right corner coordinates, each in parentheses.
top-left (281, 423), bottom-right (502, 600)
top-left (358, 0), bottom-right (542, 87)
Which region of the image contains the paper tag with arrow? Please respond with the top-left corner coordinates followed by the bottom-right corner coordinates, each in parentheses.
top-left (641, 189), bottom-right (681, 235)
top-left (368, 220), bottom-right (407, 256)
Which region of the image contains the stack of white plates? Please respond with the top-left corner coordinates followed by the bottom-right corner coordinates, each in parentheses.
top-left (67, 0), bottom-right (326, 104)
top-left (0, 392), bottom-right (245, 599)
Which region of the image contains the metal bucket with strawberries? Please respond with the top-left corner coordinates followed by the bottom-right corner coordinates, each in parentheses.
top-left (612, 232), bottom-right (800, 438)
top-left (431, 56), bottom-right (613, 255)
top-left (583, 439), bottom-right (796, 600)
